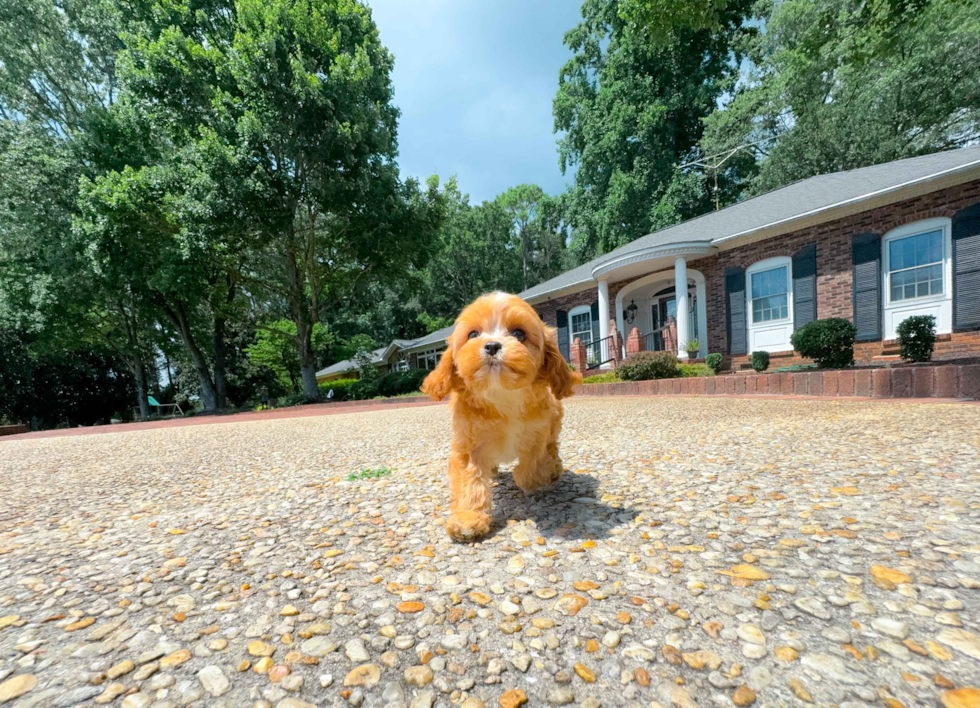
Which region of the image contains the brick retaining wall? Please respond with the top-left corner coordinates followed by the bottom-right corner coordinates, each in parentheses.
top-left (0, 425), bottom-right (29, 436)
top-left (575, 364), bottom-right (980, 400)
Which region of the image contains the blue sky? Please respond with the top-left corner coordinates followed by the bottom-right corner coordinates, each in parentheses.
top-left (367, 0), bottom-right (583, 204)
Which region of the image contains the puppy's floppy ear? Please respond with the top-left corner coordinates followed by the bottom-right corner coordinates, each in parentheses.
top-left (540, 326), bottom-right (581, 399)
top-left (422, 346), bottom-right (459, 401)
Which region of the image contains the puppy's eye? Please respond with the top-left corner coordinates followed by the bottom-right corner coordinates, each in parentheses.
top-left (512, 328), bottom-right (526, 342)
top-left (467, 330), bottom-right (479, 340)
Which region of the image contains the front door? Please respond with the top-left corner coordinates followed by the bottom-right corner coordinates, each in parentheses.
top-left (651, 291), bottom-right (698, 351)
top-left (650, 297), bottom-right (677, 351)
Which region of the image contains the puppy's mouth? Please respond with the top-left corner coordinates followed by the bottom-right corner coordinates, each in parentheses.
top-left (483, 356), bottom-right (505, 370)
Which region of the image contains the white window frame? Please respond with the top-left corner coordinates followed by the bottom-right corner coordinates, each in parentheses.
top-left (882, 217), bottom-right (953, 340)
top-left (417, 347), bottom-right (442, 371)
top-left (568, 305), bottom-right (593, 345)
top-left (746, 256), bottom-right (794, 353)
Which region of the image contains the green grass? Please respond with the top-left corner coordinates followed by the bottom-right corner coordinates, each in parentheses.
top-left (582, 364), bottom-right (715, 384)
top-left (581, 372), bottom-right (618, 384)
top-left (678, 363), bottom-right (715, 377)
top-left (346, 467), bottom-right (393, 481)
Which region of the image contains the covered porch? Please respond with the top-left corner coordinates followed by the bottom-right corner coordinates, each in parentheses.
top-left (570, 241), bottom-right (714, 370)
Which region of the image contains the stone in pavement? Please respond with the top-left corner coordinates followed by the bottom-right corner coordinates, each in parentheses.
top-left (2, 398), bottom-right (979, 708)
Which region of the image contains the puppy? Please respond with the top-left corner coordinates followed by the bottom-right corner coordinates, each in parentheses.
top-left (422, 292), bottom-right (582, 541)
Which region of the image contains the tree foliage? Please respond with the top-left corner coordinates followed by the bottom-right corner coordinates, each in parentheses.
top-left (245, 319), bottom-right (331, 394)
top-left (118, 0), bottom-right (446, 400)
top-left (554, 0), bottom-right (753, 260)
top-left (701, 0), bottom-right (980, 196)
top-left (616, 0), bottom-right (732, 42)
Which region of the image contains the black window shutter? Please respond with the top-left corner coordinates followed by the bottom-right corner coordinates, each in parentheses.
top-left (852, 232), bottom-right (882, 341)
top-left (953, 202), bottom-right (980, 330)
top-left (792, 243), bottom-right (817, 330)
top-left (556, 309), bottom-right (570, 360)
top-left (590, 300), bottom-right (600, 342)
top-left (725, 266), bottom-right (747, 355)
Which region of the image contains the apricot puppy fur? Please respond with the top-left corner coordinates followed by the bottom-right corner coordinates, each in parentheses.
top-left (421, 292), bottom-right (581, 541)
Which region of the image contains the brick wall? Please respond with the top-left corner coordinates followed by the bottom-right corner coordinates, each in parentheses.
top-left (532, 179), bottom-right (980, 364)
top-left (533, 280), bottom-right (634, 339)
top-left (535, 289), bottom-right (597, 330)
top-left (575, 363), bottom-right (980, 401)
top-left (688, 179), bottom-right (980, 362)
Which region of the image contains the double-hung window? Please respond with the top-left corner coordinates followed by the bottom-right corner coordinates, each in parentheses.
top-left (881, 218), bottom-right (952, 340)
top-left (887, 229), bottom-right (944, 302)
top-left (418, 348), bottom-right (442, 371)
top-left (750, 265), bottom-right (789, 324)
top-left (570, 309), bottom-right (593, 345)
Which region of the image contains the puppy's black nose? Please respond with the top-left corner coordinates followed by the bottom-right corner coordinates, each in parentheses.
top-left (484, 341), bottom-right (502, 356)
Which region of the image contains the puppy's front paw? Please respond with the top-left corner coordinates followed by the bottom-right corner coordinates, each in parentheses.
top-left (446, 511), bottom-right (491, 542)
top-left (549, 457), bottom-right (564, 483)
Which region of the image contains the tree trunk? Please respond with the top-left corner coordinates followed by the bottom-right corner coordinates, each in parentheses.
top-left (133, 359), bottom-right (151, 420)
top-left (298, 332), bottom-right (319, 401)
top-left (186, 342), bottom-right (218, 411)
top-left (160, 296), bottom-right (219, 411)
top-left (118, 299), bottom-right (151, 420)
top-left (284, 244), bottom-right (320, 401)
top-left (521, 228), bottom-right (529, 292)
top-left (213, 316), bottom-right (228, 409)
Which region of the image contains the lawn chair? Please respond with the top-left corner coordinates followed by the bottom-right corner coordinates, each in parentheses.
top-left (148, 395), bottom-right (184, 418)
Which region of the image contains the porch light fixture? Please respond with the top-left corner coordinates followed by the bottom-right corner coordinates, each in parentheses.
top-left (623, 299), bottom-right (638, 325)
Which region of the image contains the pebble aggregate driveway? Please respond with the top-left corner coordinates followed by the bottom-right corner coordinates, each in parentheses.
top-left (1, 397), bottom-right (979, 708)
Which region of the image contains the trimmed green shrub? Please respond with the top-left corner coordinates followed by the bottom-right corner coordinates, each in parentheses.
top-left (582, 372), bottom-right (618, 384)
top-left (790, 318), bottom-right (856, 369)
top-left (375, 369), bottom-right (428, 397)
top-left (318, 377), bottom-right (358, 401)
top-left (348, 378), bottom-right (380, 400)
top-left (705, 352), bottom-right (723, 374)
top-left (278, 392), bottom-right (312, 407)
top-left (896, 315), bottom-right (936, 363)
top-left (617, 351), bottom-right (680, 381)
top-left (679, 363), bottom-right (714, 377)
top-left (750, 351), bottom-right (770, 372)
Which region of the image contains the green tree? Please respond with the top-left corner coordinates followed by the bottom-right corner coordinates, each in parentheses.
top-left (701, 0), bottom-right (980, 197)
top-left (554, 0), bottom-right (753, 261)
top-left (0, 329), bottom-right (137, 429)
top-left (416, 312), bottom-right (454, 334)
top-left (496, 184), bottom-right (568, 291)
top-left (0, 118), bottom-right (160, 420)
top-left (74, 163), bottom-right (233, 411)
top-left (616, 0), bottom-right (733, 42)
top-left (498, 184), bottom-right (545, 291)
top-left (0, 0), bottom-right (120, 129)
top-left (0, 0), bottom-right (175, 420)
top-left (245, 319), bottom-right (331, 393)
top-left (119, 0), bottom-right (443, 401)
top-left (421, 179), bottom-right (523, 316)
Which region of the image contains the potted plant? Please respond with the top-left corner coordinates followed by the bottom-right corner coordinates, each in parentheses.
top-left (684, 339), bottom-right (700, 359)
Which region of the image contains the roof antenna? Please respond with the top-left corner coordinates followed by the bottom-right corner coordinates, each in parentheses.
top-left (680, 139), bottom-right (772, 210)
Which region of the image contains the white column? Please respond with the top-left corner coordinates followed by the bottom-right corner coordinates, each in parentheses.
top-left (674, 257), bottom-right (690, 360)
top-left (597, 278), bottom-right (610, 367)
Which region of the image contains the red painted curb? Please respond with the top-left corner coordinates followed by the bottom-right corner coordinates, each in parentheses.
top-left (2, 398), bottom-right (445, 441)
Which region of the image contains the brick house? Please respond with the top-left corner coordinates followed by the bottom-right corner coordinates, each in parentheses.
top-left (523, 147), bottom-right (980, 371)
top-left (316, 327), bottom-right (453, 382)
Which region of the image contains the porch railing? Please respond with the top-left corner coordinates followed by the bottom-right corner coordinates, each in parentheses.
top-left (583, 334), bottom-right (615, 369)
top-left (639, 316), bottom-right (677, 355)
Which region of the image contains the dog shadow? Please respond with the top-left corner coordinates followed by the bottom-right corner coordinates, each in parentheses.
top-left (489, 469), bottom-right (622, 540)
